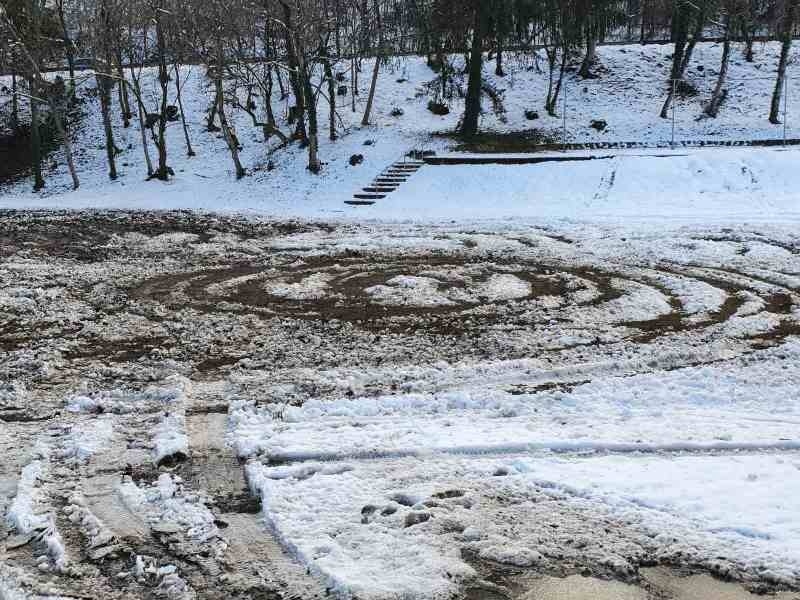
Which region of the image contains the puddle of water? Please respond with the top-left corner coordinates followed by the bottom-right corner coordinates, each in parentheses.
top-left (642, 568), bottom-right (800, 600)
top-left (519, 575), bottom-right (647, 600)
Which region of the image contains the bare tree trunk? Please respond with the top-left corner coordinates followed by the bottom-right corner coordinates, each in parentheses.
top-left (264, 65), bottom-right (278, 140)
top-left (51, 105), bottom-right (79, 189)
top-left (206, 96), bottom-right (219, 130)
top-left (280, 1), bottom-right (307, 142)
top-left (303, 68), bottom-right (321, 173)
top-left (744, 37), bottom-right (754, 62)
top-left (351, 56), bottom-right (357, 112)
top-left (216, 39), bottom-right (246, 179)
top-left (705, 17), bottom-right (731, 118)
top-left (460, 2), bottom-right (485, 137)
top-left (56, 1), bottom-right (76, 89)
top-left (660, 4), bottom-right (691, 119)
top-left (97, 70), bottom-right (118, 180)
top-left (545, 46), bottom-right (557, 114)
top-left (361, 55), bottom-right (380, 125)
top-left (11, 70), bottom-right (19, 133)
top-left (495, 41), bottom-right (504, 77)
top-left (323, 49), bottom-right (337, 140)
top-left (115, 49), bottom-right (131, 127)
top-left (548, 47), bottom-right (568, 116)
top-left (770, 1), bottom-right (796, 124)
top-left (127, 62), bottom-right (154, 177)
top-left (173, 62), bottom-right (195, 156)
top-left (578, 34), bottom-right (597, 78)
top-left (154, 8), bottom-right (170, 180)
top-left (361, 0), bottom-right (382, 125)
top-left (29, 79), bottom-right (45, 191)
top-left (680, 9), bottom-right (704, 74)
top-left (275, 61), bottom-right (287, 99)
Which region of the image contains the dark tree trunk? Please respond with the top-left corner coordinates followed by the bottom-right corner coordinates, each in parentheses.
top-left (460, 3), bottom-right (485, 137)
top-left (770, 1), bottom-right (796, 123)
top-left (216, 38), bottom-right (245, 179)
top-left (11, 70), bottom-right (19, 134)
top-left (495, 42), bottom-right (504, 77)
top-left (705, 17), bottom-right (731, 118)
top-left (154, 9), bottom-right (170, 180)
top-left (548, 47), bottom-right (568, 116)
top-left (545, 47), bottom-right (557, 114)
top-left (97, 71), bottom-right (118, 180)
top-left (744, 38), bottom-right (754, 62)
top-left (302, 67), bottom-right (321, 173)
top-left (264, 65), bottom-right (277, 139)
top-left (361, 0), bottom-right (382, 126)
top-left (323, 50), bottom-right (337, 141)
top-left (29, 78), bottom-right (45, 191)
top-left (57, 2), bottom-right (76, 88)
top-left (680, 7), bottom-right (704, 75)
top-left (206, 97), bottom-right (219, 131)
top-left (50, 100), bottom-right (79, 189)
top-left (660, 6), bottom-right (690, 119)
top-left (579, 34), bottom-right (597, 78)
top-left (173, 62), bottom-right (195, 156)
top-left (281, 1), bottom-right (308, 142)
top-left (115, 49), bottom-right (131, 127)
top-left (129, 66), bottom-right (154, 177)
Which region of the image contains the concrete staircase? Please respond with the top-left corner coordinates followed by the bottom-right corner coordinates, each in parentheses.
top-left (346, 159), bottom-right (425, 206)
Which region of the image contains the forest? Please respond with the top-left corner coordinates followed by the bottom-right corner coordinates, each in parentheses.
top-left (1, 0), bottom-right (798, 191)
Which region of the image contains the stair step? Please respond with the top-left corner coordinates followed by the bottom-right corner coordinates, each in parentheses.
top-left (345, 200), bottom-right (376, 206)
top-left (363, 187), bottom-right (396, 193)
top-left (353, 193), bottom-right (386, 200)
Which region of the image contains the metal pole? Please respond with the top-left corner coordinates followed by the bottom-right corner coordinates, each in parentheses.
top-left (562, 80), bottom-right (568, 152)
top-left (671, 78), bottom-right (677, 149)
top-left (783, 75), bottom-right (788, 146)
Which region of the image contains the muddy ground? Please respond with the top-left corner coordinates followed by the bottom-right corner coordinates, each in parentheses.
top-left (1, 210), bottom-right (799, 600)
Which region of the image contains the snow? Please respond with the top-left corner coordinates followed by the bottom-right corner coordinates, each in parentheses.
top-left (230, 341), bottom-right (800, 462)
top-left (5, 450), bottom-right (69, 573)
top-left (264, 272), bottom-right (335, 300)
top-left (118, 473), bottom-right (223, 548)
top-left (233, 338), bottom-right (800, 596)
top-left (511, 453), bottom-right (800, 582)
top-left (247, 448), bottom-right (800, 599)
top-left (3, 42), bottom-right (800, 221)
top-left (3, 40), bottom-right (800, 600)
top-left (246, 460), bottom-right (476, 599)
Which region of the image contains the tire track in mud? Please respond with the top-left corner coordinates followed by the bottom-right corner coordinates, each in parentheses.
top-left (126, 250), bottom-right (800, 402)
top-left (4, 215), bottom-right (800, 598)
top-left (1, 383), bottom-right (325, 600)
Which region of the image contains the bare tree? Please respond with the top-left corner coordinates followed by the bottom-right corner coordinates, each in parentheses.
top-left (769, 0), bottom-right (798, 123)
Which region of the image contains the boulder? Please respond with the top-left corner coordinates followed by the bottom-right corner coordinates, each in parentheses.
top-left (590, 119), bottom-right (607, 132)
top-left (427, 101), bottom-right (450, 116)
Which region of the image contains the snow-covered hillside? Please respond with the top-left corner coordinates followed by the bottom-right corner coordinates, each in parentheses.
top-left (2, 40), bottom-right (800, 216)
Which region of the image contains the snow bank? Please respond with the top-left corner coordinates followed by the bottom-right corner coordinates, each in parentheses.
top-left (229, 340), bottom-right (800, 461)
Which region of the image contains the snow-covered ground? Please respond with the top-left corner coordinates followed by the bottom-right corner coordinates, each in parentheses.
top-left (2, 40), bottom-right (800, 600)
top-left (1, 208), bottom-right (799, 598)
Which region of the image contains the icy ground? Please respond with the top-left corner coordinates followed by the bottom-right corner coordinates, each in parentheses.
top-left (1, 209), bottom-right (799, 599)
